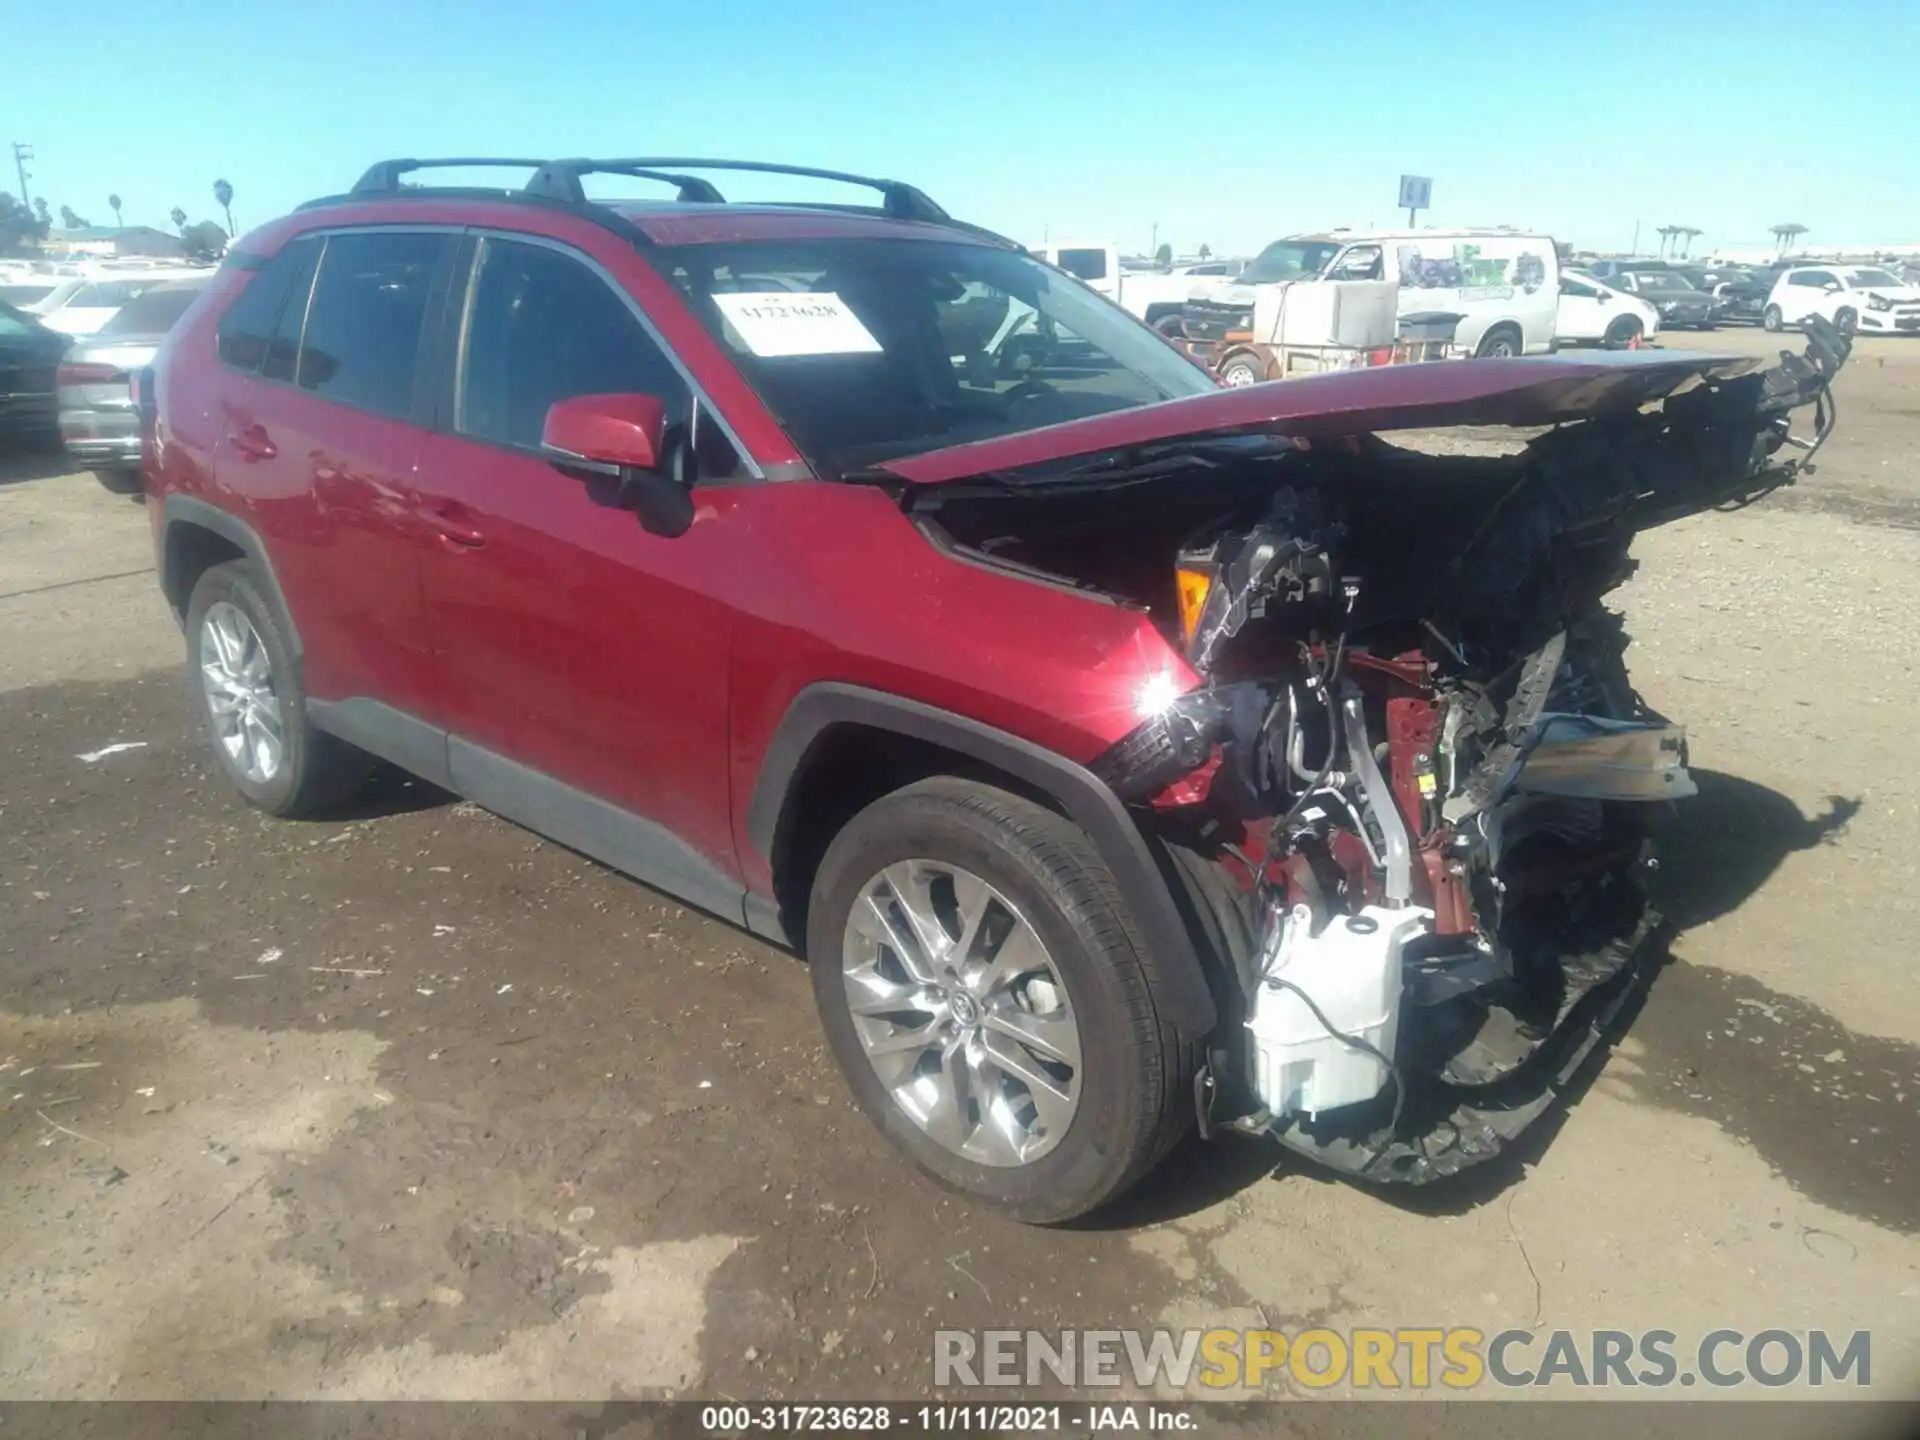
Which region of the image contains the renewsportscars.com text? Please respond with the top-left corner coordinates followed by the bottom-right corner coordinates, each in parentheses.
top-left (933, 1327), bottom-right (1872, 1391)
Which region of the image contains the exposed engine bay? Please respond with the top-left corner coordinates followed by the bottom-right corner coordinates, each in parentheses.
top-left (907, 324), bottom-right (1848, 1182)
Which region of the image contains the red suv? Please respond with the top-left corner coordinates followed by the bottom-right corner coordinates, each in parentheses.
top-left (143, 158), bottom-right (1846, 1221)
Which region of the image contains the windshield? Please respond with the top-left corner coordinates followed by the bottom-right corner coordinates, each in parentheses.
top-left (650, 238), bottom-right (1215, 473)
top-left (1239, 240), bottom-right (1344, 285)
top-left (1846, 269), bottom-right (1901, 287)
top-left (1636, 272), bottom-right (1697, 291)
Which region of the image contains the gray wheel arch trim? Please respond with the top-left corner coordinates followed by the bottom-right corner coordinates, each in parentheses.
top-left (159, 495), bottom-right (302, 658)
top-left (747, 683), bottom-right (1221, 1041)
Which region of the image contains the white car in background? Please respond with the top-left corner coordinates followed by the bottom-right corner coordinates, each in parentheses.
top-left (25, 269), bottom-right (209, 337)
top-left (1556, 269), bottom-right (1661, 348)
top-left (1027, 243), bottom-right (1244, 334)
top-left (1763, 265), bottom-right (1920, 336)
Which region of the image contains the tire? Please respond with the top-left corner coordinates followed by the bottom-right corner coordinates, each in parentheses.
top-left (1152, 312), bottom-right (1186, 340)
top-left (806, 776), bottom-right (1196, 1223)
top-left (1762, 304), bottom-right (1783, 332)
top-left (1474, 324), bottom-right (1524, 359)
top-left (185, 560), bottom-right (371, 817)
top-left (1217, 352), bottom-right (1267, 387)
top-left (91, 466), bottom-right (143, 496)
top-left (1834, 307), bottom-right (1857, 336)
top-left (1602, 316), bottom-right (1643, 350)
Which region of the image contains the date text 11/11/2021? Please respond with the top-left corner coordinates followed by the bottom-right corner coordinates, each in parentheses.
top-left (699, 1403), bottom-right (1199, 1432)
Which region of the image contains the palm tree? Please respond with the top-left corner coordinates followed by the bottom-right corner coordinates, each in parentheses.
top-left (108, 193), bottom-right (123, 229)
top-left (32, 197), bottom-right (50, 226)
top-left (1655, 225), bottom-right (1677, 258)
top-left (1769, 223), bottom-right (1808, 257)
top-left (213, 178), bottom-right (235, 236)
top-left (169, 206), bottom-right (188, 234)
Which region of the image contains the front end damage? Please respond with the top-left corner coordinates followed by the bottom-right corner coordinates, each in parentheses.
top-left (902, 325), bottom-right (1848, 1183)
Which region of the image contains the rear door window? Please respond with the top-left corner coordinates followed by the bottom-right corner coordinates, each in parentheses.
top-left (217, 238), bottom-right (321, 371)
top-left (455, 237), bottom-right (691, 453)
top-left (295, 231), bottom-right (454, 420)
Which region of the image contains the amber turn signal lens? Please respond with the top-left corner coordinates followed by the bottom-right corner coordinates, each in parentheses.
top-left (1175, 567), bottom-right (1212, 646)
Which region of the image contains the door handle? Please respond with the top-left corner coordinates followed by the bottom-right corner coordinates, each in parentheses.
top-left (227, 424), bottom-right (277, 462)
top-left (423, 499), bottom-right (487, 550)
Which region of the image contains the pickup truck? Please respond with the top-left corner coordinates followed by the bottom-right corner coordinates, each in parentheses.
top-left (1028, 242), bottom-right (1243, 334)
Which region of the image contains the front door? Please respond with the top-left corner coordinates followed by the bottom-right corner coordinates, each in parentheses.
top-left (413, 234), bottom-right (746, 902)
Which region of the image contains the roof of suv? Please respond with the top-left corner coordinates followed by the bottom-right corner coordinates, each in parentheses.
top-left (282, 156), bottom-right (1019, 253)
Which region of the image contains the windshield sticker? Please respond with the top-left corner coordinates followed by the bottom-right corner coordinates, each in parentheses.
top-left (712, 291), bottom-right (883, 357)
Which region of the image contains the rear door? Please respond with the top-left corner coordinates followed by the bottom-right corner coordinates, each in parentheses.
top-left (212, 228), bottom-right (457, 724)
top-left (412, 232), bottom-right (744, 892)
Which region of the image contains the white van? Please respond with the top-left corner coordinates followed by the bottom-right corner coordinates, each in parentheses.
top-left (1233, 228), bottom-right (1562, 357)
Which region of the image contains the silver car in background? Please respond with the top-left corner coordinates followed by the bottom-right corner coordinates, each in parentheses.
top-left (58, 279), bottom-right (209, 492)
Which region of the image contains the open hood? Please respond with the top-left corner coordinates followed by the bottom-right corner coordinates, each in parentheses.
top-left (879, 351), bottom-right (1765, 486)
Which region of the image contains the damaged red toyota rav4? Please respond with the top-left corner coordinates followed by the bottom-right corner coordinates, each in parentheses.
top-left (138, 158), bottom-right (1847, 1222)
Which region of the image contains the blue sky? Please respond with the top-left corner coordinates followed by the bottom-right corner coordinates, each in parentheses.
top-left (6, 0), bottom-right (1916, 256)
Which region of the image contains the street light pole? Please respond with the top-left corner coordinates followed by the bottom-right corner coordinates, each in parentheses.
top-left (11, 142), bottom-right (32, 210)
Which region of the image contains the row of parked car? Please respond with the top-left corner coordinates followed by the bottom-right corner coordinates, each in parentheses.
top-left (0, 264), bottom-right (214, 487)
top-left (1568, 256), bottom-right (1920, 339)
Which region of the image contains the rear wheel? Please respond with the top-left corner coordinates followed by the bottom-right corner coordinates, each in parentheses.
top-left (1217, 351), bottom-right (1268, 387)
top-left (1762, 304), bottom-right (1783, 332)
top-left (185, 561), bottom-right (371, 817)
top-left (806, 777), bottom-right (1195, 1223)
top-left (91, 467), bottom-right (143, 496)
top-left (1475, 324), bottom-right (1524, 358)
top-left (1602, 316), bottom-right (1643, 349)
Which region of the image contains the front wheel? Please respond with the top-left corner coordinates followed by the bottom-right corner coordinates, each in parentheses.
top-left (806, 777), bottom-right (1195, 1223)
top-left (1834, 307), bottom-right (1858, 336)
top-left (1762, 304), bottom-right (1783, 332)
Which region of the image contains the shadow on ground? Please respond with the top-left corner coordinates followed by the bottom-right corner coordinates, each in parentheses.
top-left (0, 442), bottom-right (74, 486)
top-left (1651, 768), bottom-right (1859, 930)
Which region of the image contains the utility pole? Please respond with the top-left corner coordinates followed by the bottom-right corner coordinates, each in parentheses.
top-left (11, 142), bottom-right (32, 209)
top-left (1150, 221), bottom-right (1159, 258)
top-left (1630, 218), bottom-right (1641, 256)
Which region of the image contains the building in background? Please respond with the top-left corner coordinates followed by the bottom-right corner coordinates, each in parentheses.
top-left (45, 225), bottom-right (186, 260)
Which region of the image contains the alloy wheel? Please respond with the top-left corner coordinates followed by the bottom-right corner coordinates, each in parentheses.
top-left (840, 859), bottom-right (1082, 1167)
top-left (199, 600), bottom-right (284, 784)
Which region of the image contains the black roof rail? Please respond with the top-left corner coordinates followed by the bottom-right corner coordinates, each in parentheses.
top-left (312, 155), bottom-right (1011, 248)
top-left (519, 158), bottom-right (950, 224)
top-left (349, 158), bottom-right (551, 194)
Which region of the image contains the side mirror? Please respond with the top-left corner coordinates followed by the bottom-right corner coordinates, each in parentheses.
top-left (1596, 290), bottom-right (1613, 303)
top-left (543, 392), bottom-right (666, 471)
top-left (541, 393), bottom-right (693, 538)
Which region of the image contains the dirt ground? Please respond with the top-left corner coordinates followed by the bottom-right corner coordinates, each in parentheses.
top-left (1, 329), bottom-right (1916, 1425)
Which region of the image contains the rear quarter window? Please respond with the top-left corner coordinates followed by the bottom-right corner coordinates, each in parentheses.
top-left (293, 231), bottom-right (453, 419)
top-left (217, 238), bottom-right (322, 371)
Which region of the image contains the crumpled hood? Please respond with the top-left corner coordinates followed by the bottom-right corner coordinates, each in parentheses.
top-left (879, 351), bottom-right (1764, 486)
